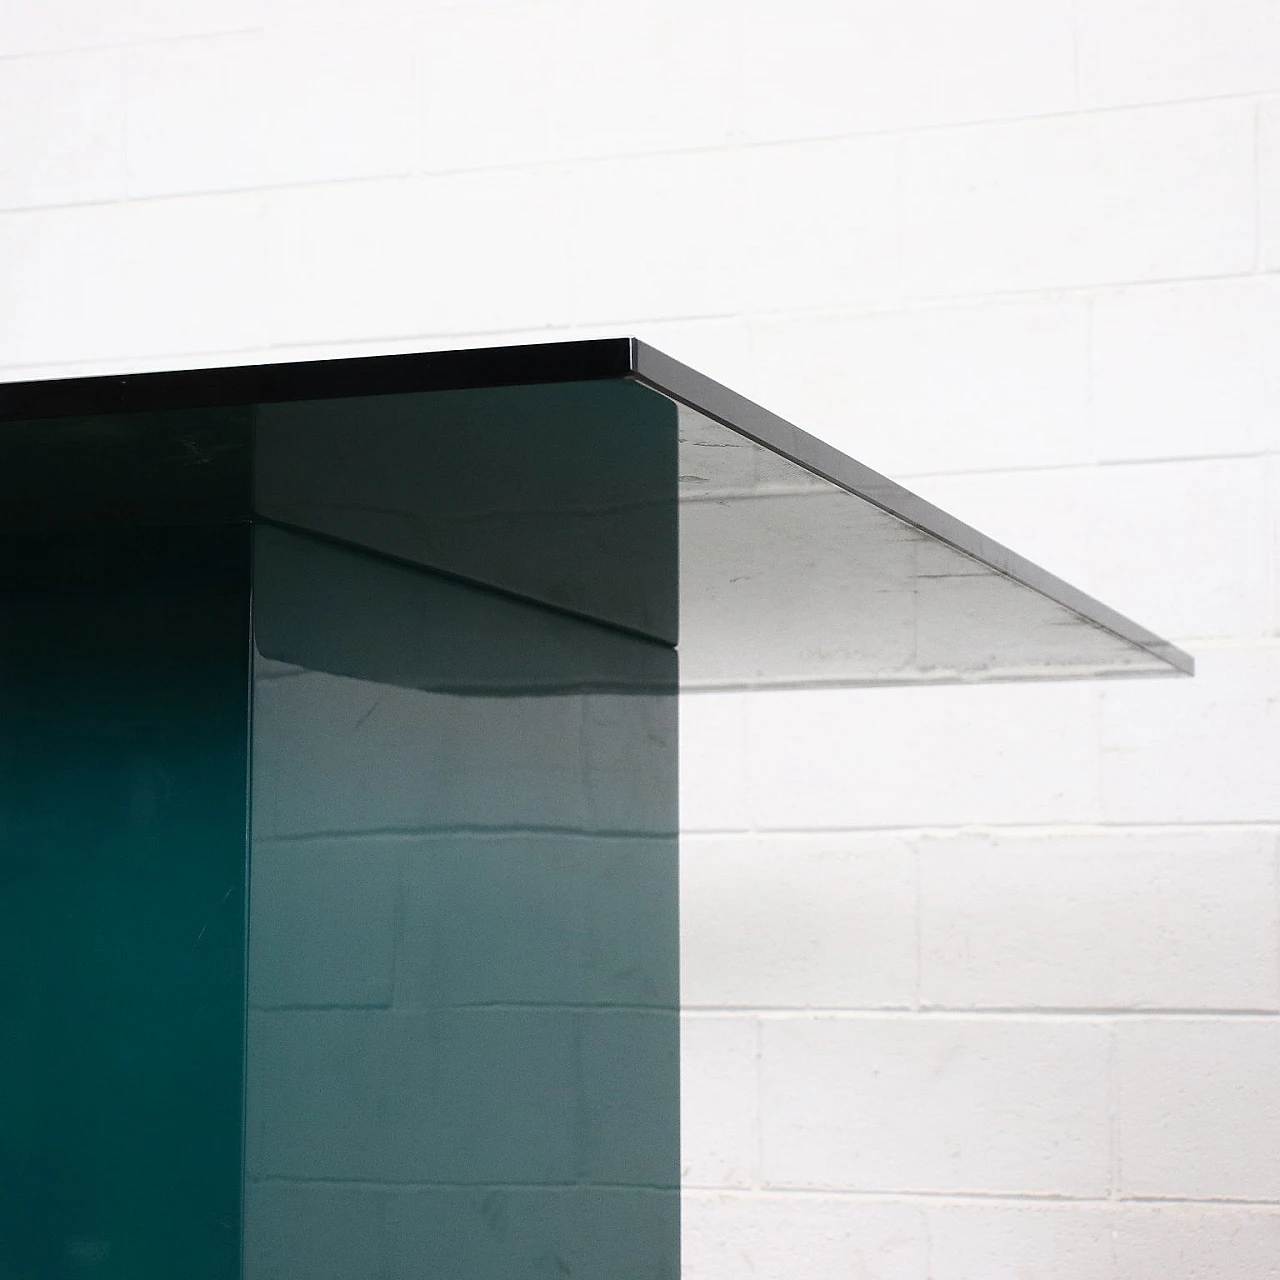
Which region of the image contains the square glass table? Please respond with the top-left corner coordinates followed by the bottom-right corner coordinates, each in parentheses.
top-left (0, 339), bottom-right (1187, 1280)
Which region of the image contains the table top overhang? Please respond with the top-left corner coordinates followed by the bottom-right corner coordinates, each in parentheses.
top-left (0, 338), bottom-right (1191, 688)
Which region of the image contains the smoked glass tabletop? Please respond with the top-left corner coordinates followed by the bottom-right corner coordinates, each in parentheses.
top-left (0, 337), bottom-right (1191, 689)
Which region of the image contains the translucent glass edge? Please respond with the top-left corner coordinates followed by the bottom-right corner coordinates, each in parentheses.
top-left (632, 342), bottom-right (1194, 685)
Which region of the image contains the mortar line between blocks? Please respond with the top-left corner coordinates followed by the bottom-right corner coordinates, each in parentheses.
top-left (682, 1008), bottom-right (1280, 1022)
top-left (679, 1187), bottom-right (1280, 1209)
top-left (682, 819), bottom-right (1280, 840)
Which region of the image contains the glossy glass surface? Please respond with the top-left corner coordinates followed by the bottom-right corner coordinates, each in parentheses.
top-left (0, 339), bottom-right (1190, 684)
top-left (244, 526), bottom-right (679, 1279)
top-left (0, 407), bottom-right (251, 532)
top-left (254, 380), bottom-right (679, 644)
top-left (0, 336), bottom-right (1189, 1277)
top-left (0, 525), bottom-right (250, 1280)
top-left (675, 402), bottom-right (1178, 687)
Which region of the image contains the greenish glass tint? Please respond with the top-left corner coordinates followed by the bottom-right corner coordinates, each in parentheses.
top-left (0, 408), bottom-right (252, 533)
top-left (253, 380), bottom-right (680, 644)
top-left (245, 526), bottom-right (680, 1279)
top-left (0, 358), bottom-right (681, 1278)
top-left (0, 376), bottom-right (679, 644)
top-left (0, 524), bottom-right (250, 1280)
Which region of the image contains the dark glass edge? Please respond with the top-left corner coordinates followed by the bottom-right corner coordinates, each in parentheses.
top-left (0, 334), bottom-right (1191, 677)
top-left (0, 339), bottom-right (635, 420)
top-left (240, 531), bottom-right (256, 1280)
top-left (629, 339), bottom-right (1195, 680)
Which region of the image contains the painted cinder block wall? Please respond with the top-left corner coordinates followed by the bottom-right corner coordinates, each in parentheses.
top-left (3, 1), bottom-right (1279, 1275)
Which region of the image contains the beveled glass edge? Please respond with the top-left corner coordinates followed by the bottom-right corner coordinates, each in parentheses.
top-left (629, 339), bottom-right (1194, 680)
top-left (0, 336), bottom-right (1192, 678)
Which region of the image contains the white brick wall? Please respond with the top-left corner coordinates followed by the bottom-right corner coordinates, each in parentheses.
top-left (918, 830), bottom-right (1280, 1011)
top-left (4, 1), bottom-right (1280, 1274)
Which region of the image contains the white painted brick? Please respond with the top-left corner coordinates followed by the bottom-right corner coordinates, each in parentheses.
top-left (1116, 1018), bottom-right (1280, 1199)
top-left (7, 2), bottom-right (1280, 1264)
top-left (683, 1192), bottom-right (927, 1280)
top-left (913, 457), bottom-right (1275, 642)
top-left (0, 50), bottom-right (124, 209)
top-left (1084, 458), bottom-right (1271, 642)
top-left (760, 1017), bottom-right (1111, 1194)
top-left (750, 298), bottom-right (1092, 478)
top-left (419, 0), bottom-right (733, 171)
top-left (746, 682), bottom-right (1102, 830)
top-left (685, 1199), bottom-right (1280, 1278)
top-left (267, 0), bottom-right (522, 29)
top-left (679, 692), bottom-right (750, 832)
top-left (568, 150), bottom-right (745, 323)
top-left (418, 0), bottom-right (583, 172)
top-left (0, 195), bottom-right (271, 366)
top-left (681, 833), bottom-right (917, 1009)
top-left (263, 169), bottom-right (573, 345)
top-left (736, 137), bottom-right (901, 313)
top-left (124, 27), bottom-right (419, 197)
top-left (925, 1201), bottom-right (1115, 1280)
top-left (681, 1016), bottom-right (758, 1188)
top-left (1093, 278), bottom-right (1280, 462)
top-left (1111, 1204), bottom-right (1280, 1280)
top-left (570, 135), bottom-right (902, 324)
top-left (741, 0), bottom-right (1075, 143)
top-left (919, 829), bottom-right (1280, 1011)
top-left (0, 0), bottom-right (266, 55)
top-left (1262, 101), bottom-right (1280, 272)
top-left (1077, 0), bottom-right (1280, 108)
top-left (268, 0), bottom-right (516, 29)
top-left (1101, 643), bottom-right (1280, 823)
top-left (902, 102), bottom-right (1256, 297)
top-left (921, 1201), bottom-right (1280, 1279)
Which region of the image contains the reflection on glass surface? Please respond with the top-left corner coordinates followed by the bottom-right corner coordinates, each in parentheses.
top-left (0, 340), bottom-right (1189, 688)
top-left (675, 404), bottom-right (1178, 687)
top-left (245, 526), bottom-right (679, 1280)
top-left (0, 526), bottom-right (249, 1280)
top-left (254, 380), bottom-right (679, 645)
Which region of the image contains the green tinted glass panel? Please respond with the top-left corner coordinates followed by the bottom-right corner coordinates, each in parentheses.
top-left (245, 526), bottom-right (679, 1279)
top-left (1, 354), bottom-right (682, 1279)
top-left (253, 378), bottom-right (679, 644)
top-left (0, 524), bottom-right (250, 1280)
top-left (0, 408), bottom-right (252, 533)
